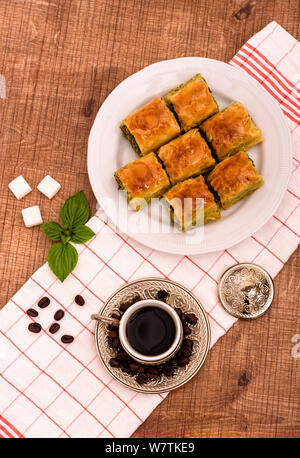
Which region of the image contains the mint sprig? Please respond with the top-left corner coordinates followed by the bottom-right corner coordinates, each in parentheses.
top-left (41, 191), bottom-right (95, 282)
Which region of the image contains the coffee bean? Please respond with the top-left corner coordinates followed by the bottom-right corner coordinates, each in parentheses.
top-left (109, 358), bottom-right (120, 368)
top-left (168, 358), bottom-right (178, 367)
top-left (129, 362), bottom-right (140, 373)
top-left (136, 373), bottom-right (149, 385)
top-left (157, 289), bottom-right (169, 301)
top-left (116, 352), bottom-right (130, 361)
top-left (28, 322), bottom-right (42, 333)
top-left (181, 346), bottom-right (192, 357)
top-left (148, 372), bottom-right (160, 379)
top-left (180, 313), bottom-right (187, 323)
top-left (138, 366), bottom-right (145, 373)
top-left (183, 324), bottom-right (191, 335)
top-left (131, 294), bottom-right (141, 304)
top-left (27, 308), bottom-right (38, 318)
top-left (175, 307), bottom-right (182, 317)
top-left (38, 297), bottom-right (50, 308)
top-left (163, 365), bottom-right (175, 376)
top-left (183, 339), bottom-right (193, 349)
top-left (146, 367), bottom-right (159, 377)
top-left (178, 356), bottom-right (189, 366)
top-left (61, 335), bottom-right (74, 344)
top-left (49, 323), bottom-right (60, 334)
top-left (108, 329), bottom-right (118, 338)
top-left (75, 295), bottom-right (85, 306)
top-left (107, 336), bottom-right (113, 348)
top-left (107, 324), bottom-right (118, 331)
top-left (54, 310), bottom-right (64, 321)
top-left (156, 365), bottom-right (164, 373)
top-left (119, 301), bottom-right (131, 312)
top-left (120, 361), bottom-right (131, 374)
top-left (112, 337), bottom-right (119, 348)
top-left (185, 313), bottom-right (198, 325)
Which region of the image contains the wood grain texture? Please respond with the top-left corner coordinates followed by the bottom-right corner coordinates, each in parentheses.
top-left (0, 0), bottom-right (299, 438)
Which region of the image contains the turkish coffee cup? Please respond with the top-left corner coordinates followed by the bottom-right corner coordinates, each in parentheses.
top-left (118, 299), bottom-right (183, 365)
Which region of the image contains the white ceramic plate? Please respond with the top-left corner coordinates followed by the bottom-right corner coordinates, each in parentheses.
top-left (87, 57), bottom-right (292, 255)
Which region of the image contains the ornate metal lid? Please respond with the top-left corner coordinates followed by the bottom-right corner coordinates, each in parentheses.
top-left (218, 263), bottom-right (274, 319)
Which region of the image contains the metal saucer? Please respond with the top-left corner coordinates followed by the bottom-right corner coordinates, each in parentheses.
top-left (93, 277), bottom-right (211, 394)
top-left (218, 263), bottom-right (274, 319)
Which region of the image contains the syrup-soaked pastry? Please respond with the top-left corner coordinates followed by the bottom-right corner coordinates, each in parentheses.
top-left (164, 74), bottom-right (219, 131)
top-left (120, 97), bottom-right (180, 156)
top-left (158, 128), bottom-right (215, 185)
top-left (114, 152), bottom-right (171, 211)
top-left (163, 175), bottom-right (220, 231)
top-left (207, 150), bottom-right (264, 209)
top-left (201, 102), bottom-right (263, 161)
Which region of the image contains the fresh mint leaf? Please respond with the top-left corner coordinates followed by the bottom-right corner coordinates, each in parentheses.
top-left (71, 225), bottom-right (95, 244)
top-left (48, 242), bottom-right (78, 282)
top-left (41, 222), bottom-right (63, 241)
top-left (60, 190), bottom-right (90, 228)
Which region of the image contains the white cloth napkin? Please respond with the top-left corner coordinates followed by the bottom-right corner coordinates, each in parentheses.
top-left (0, 21), bottom-right (299, 438)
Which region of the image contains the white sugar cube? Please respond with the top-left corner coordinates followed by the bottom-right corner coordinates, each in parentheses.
top-left (22, 205), bottom-right (43, 227)
top-left (37, 175), bottom-right (61, 199)
top-left (9, 176), bottom-right (32, 200)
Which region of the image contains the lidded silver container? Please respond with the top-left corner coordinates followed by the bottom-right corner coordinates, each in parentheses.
top-left (218, 263), bottom-right (274, 319)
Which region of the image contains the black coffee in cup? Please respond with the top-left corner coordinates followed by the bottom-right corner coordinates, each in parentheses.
top-left (126, 306), bottom-right (175, 356)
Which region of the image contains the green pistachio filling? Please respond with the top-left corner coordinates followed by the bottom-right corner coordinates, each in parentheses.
top-left (120, 122), bottom-right (141, 155)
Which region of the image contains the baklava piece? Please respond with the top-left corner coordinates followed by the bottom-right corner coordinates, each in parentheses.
top-left (201, 102), bottom-right (263, 161)
top-left (114, 152), bottom-right (171, 211)
top-left (120, 97), bottom-right (180, 156)
top-left (163, 175), bottom-right (221, 231)
top-left (158, 128), bottom-right (215, 185)
top-left (164, 74), bottom-right (219, 131)
top-left (207, 151), bottom-right (264, 209)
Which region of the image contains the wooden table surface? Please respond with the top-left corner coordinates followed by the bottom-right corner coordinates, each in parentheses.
top-left (0, 0), bottom-right (299, 438)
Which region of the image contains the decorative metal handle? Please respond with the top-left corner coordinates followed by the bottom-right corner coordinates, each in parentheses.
top-left (90, 314), bottom-right (119, 327)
